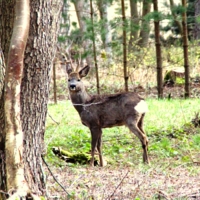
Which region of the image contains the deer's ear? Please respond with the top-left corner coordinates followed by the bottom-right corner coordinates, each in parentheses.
top-left (79, 65), bottom-right (90, 78)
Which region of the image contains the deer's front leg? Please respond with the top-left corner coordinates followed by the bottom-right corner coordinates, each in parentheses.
top-left (90, 126), bottom-right (103, 167)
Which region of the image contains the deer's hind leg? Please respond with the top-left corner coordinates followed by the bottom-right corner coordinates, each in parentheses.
top-left (90, 126), bottom-right (103, 167)
top-left (126, 115), bottom-right (149, 164)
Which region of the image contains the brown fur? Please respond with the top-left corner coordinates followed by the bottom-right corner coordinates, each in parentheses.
top-left (67, 65), bottom-right (149, 166)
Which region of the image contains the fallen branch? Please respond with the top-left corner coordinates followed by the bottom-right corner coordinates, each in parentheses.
top-left (42, 156), bottom-right (71, 197)
top-left (108, 170), bottom-right (129, 199)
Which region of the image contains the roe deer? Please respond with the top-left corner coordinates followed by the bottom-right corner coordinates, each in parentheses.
top-left (66, 65), bottom-right (149, 166)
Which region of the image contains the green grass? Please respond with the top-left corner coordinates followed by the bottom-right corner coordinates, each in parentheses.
top-left (45, 98), bottom-right (200, 167)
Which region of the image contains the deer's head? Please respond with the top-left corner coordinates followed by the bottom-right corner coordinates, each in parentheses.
top-left (66, 63), bottom-right (90, 93)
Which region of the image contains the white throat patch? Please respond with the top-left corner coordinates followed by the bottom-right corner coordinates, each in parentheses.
top-left (134, 100), bottom-right (148, 114)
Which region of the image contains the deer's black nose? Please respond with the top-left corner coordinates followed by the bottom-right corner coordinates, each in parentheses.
top-left (70, 84), bottom-right (76, 90)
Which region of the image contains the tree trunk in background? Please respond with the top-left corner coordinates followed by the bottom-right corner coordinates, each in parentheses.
top-left (182, 0), bottom-right (190, 98)
top-left (169, 0), bottom-right (183, 35)
top-left (129, 0), bottom-right (139, 51)
top-left (97, 0), bottom-right (113, 63)
top-left (90, 0), bottom-right (100, 94)
top-left (193, 0), bottom-right (200, 39)
top-left (138, 0), bottom-right (152, 48)
top-left (121, 0), bottom-right (128, 92)
top-left (153, 0), bottom-right (163, 99)
top-left (73, 0), bottom-right (93, 67)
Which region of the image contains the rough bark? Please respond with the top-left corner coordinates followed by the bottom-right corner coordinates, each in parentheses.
top-left (20, 0), bottom-right (62, 195)
top-left (0, 0), bottom-right (62, 198)
top-left (138, 0), bottom-right (152, 48)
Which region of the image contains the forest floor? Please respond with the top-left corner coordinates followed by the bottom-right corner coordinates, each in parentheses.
top-left (45, 161), bottom-right (200, 200)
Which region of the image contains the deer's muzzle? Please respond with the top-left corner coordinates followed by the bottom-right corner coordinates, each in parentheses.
top-left (69, 84), bottom-right (76, 91)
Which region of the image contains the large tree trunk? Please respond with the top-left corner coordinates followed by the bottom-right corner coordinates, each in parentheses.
top-left (0, 0), bottom-right (63, 198)
top-left (21, 0), bottom-right (62, 195)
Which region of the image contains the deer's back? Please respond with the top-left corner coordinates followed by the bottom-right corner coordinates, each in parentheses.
top-left (77, 92), bottom-right (147, 128)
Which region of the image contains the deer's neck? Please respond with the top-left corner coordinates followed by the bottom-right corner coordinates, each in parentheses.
top-left (70, 88), bottom-right (91, 106)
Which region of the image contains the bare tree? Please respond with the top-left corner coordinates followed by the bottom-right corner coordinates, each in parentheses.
top-left (137, 0), bottom-right (152, 48)
top-left (90, 0), bottom-right (100, 94)
top-left (97, 0), bottom-right (113, 62)
top-left (153, 0), bottom-right (163, 98)
top-left (129, 0), bottom-right (140, 51)
top-left (121, 0), bottom-right (128, 91)
top-left (73, 0), bottom-right (93, 67)
top-left (182, 0), bottom-right (190, 98)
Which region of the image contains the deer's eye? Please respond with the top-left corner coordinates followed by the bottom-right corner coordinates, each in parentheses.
top-left (77, 79), bottom-right (80, 81)
top-left (68, 79), bottom-right (70, 82)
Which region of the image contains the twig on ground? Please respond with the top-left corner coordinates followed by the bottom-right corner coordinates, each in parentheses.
top-left (42, 156), bottom-right (71, 197)
top-left (107, 170), bottom-right (129, 199)
top-left (47, 113), bottom-right (59, 125)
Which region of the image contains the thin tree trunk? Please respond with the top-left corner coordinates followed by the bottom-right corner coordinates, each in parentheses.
top-left (53, 61), bottom-right (57, 104)
top-left (73, 0), bottom-right (93, 67)
top-left (121, 0), bottom-right (128, 92)
top-left (97, 0), bottom-right (112, 62)
top-left (90, 0), bottom-right (100, 94)
top-left (129, 0), bottom-right (139, 51)
top-left (182, 0), bottom-right (190, 98)
top-left (193, 0), bottom-right (200, 39)
top-left (4, 0), bottom-right (30, 197)
top-left (153, 0), bottom-right (163, 99)
top-left (138, 0), bottom-right (152, 48)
